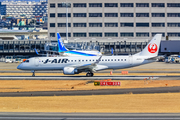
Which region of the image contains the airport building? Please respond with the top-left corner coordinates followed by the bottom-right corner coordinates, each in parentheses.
top-left (0, 1), bottom-right (48, 18)
top-left (48, 0), bottom-right (180, 42)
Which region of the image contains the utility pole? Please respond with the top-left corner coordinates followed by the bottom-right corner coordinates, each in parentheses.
top-left (62, 2), bottom-right (71, 43)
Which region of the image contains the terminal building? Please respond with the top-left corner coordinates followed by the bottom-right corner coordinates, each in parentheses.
top-left (0, 1), bottom-right (48, 18)
top-left (48, 0), bottom-right (180, 42)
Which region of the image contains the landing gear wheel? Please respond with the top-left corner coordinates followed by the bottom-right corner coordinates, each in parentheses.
top-left (86, 73), bottom-right (90, 77)
top-left (90, 73), bottom-right (94, 77)
top-left (86, 73), bottom-right (94, 77)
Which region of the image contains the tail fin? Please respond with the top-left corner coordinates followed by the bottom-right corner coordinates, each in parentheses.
top-left (135, 34), bottom-right (162, 57)
top-left (57, 33), bottom-right (68, 52)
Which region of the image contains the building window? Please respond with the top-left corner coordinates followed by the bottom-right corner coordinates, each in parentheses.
top-left (73, 3), bottom-right (86, 7)
top-left (73, 33), bottom-right (86, 37)
top-left (73, 13), bottom-right (86, 17)
top-left (120, 33), bottom-right (134, 37)
top-left (152, 23), bottom-right (165, 27)
top-left (50, 13), bottom-right (55, 17)
top-left (89, 3), bottom-right (102, 7)
top-left (89, 13), bottom-right (102, 17)
top-left (58, 3), bottom-right (71, 8)
top-left (73, 23), bottom-right (86, 27)
top-left (152, 13), bottom-right (165, 17)
top-left (120, 13), bottom-right (133, 17)
top-left (152, 33), bottom-right (165, 37)
top-left (120, 3), bottom-right (133, 7)
top-left (136, 33), bottom-right (149, 37)
top-left (50, 33), bottom-right (55, 37)
top-left (167, 13), bottom-right (180, 17)
top-left (136, 13), bottom-right (149, 17)
top-left (89, 23), bottom-right (102, 27)
top-left (120, 23), bottom-right (134, 27)
top-left (136, 23), bottom-right (149, 27)
top-left (58, 23), bottom-right (71, 27)
top-left (105, 33), bottom-right (118, 37)
top-left (167, 23), bottom-right (180, 27)
top-left (50, 3), bottom-right (55, 8)
top-left (136, 3), bottom-right (149, 7)
top-left (167, 3), bottom-right (180, 7)
top-left (89, 33), bottom-right (102, 37)
top-left (105, 3), bottom-right (118, 7)
top-left (167, 33), bottom-right (180, 37)
top-left (105, 23), bottom-right (118, 27)
top-left (105, 13), bottom-right (118, 17)
top-left (152, 3), bottom-right (165, 7)
top-left (59, 33), bottom-right (71, 37)
top-left (50, 23), bottom-right (55, 27)
top-left (58, 13), bottom-right (71, 17)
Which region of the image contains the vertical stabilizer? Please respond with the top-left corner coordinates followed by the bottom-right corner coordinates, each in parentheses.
top-left (57, 33), bottom-right (68, 52)
top-left (135, 34), bottom-right (162, 57)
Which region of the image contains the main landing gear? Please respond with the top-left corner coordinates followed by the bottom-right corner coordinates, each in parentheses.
top-left (86, 72), bottom-right (94, 77)
top-left (31, 70), bottom-right (35, 77)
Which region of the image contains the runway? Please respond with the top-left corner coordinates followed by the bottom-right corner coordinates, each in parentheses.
top-left (0, 75), bottom-right (160, 80)
top-left (0, 86), bottom-right (180, 97)
top-left (0, 112), bottom-right (180, 120)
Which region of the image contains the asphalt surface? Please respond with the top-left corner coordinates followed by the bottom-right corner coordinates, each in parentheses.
top-left (0, 112), bottom-right (180, 120)
top-left (0, 76), bottom-right (159, 80)
top-left (0, 75), bottom-right (180, 80)
top-left (0, 86), bottom-right (180, 97)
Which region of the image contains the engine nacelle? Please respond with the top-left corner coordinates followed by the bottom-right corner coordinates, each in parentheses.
top-left (63, 67), bottom-right (79, 75)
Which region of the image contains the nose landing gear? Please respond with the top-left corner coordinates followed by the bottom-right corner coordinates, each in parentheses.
top-left (86, 73), bottom-right (94, 77)
top-left (31, 70), bottom-right (35, 77)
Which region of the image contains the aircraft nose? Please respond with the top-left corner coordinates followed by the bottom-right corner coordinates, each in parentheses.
top-left (17, 64), bottom-right (23, 69)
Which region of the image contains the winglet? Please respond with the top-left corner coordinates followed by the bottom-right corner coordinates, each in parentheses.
top-left (34, 48), bottom-right (39, 55)
top-left (57, 32), bottom-right (68, 52)
top-left (95, 55), bottom-right (102, 64)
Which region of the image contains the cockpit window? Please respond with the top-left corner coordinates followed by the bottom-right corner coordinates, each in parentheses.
top-left (25, 60), bottom-right (29, 63)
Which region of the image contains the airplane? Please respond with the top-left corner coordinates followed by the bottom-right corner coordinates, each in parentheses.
top-left (57, 33), bottom-right (102, 56)
top-left (17, 34), bottom-right (162, 77)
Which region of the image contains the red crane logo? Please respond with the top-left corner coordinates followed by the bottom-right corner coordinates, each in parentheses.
top-left (148, 43), bottom-right (157, 53)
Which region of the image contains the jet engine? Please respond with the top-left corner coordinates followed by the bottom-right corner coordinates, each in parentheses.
top-left (63, 67), bottom-right (79, 75)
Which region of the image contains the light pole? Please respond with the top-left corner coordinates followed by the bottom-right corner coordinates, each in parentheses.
top-left (62, 2), bottom-right (71, 43)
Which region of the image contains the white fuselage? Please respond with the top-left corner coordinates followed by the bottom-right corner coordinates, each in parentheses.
top-left (17, 55), bottom-right (155, 71)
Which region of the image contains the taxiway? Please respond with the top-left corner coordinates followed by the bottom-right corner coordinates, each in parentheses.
top-left (0, 112), bottom-right (179, 120)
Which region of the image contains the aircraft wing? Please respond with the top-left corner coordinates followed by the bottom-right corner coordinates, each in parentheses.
top-left (68, 56), bottom-right (107, 72)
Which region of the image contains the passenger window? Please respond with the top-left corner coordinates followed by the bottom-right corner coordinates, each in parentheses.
top-left (75, 60), bottom-right (77, 62)
top-left (121, 59), bottom-right (123, 61)
top-left (108, 59), bottom-right (110, 61)
top-left (68, 60), bottom-right (70, 62)
top-left (93, 60), bottom-right (94, 61)
top-left (111, 59), bottom-right (113, 61)
top-left (82, 60), bottom-right (84, 62)
top-left (102, 59), bottom-right (104, 61)
top-left (105, 59), bottom-right (107, 61)
top-left (86, 60), bottom-right (88, 61)
top-left (90, 60), bottom-right (91, 61)
top-left (125, 59), bottom-right (126, 61)
top-left (118, 59), bottom-right (120, 61)
top-left (71, 60), bottom-right (73, 62)
top-left (115, 59), bottom-right (116, 61)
